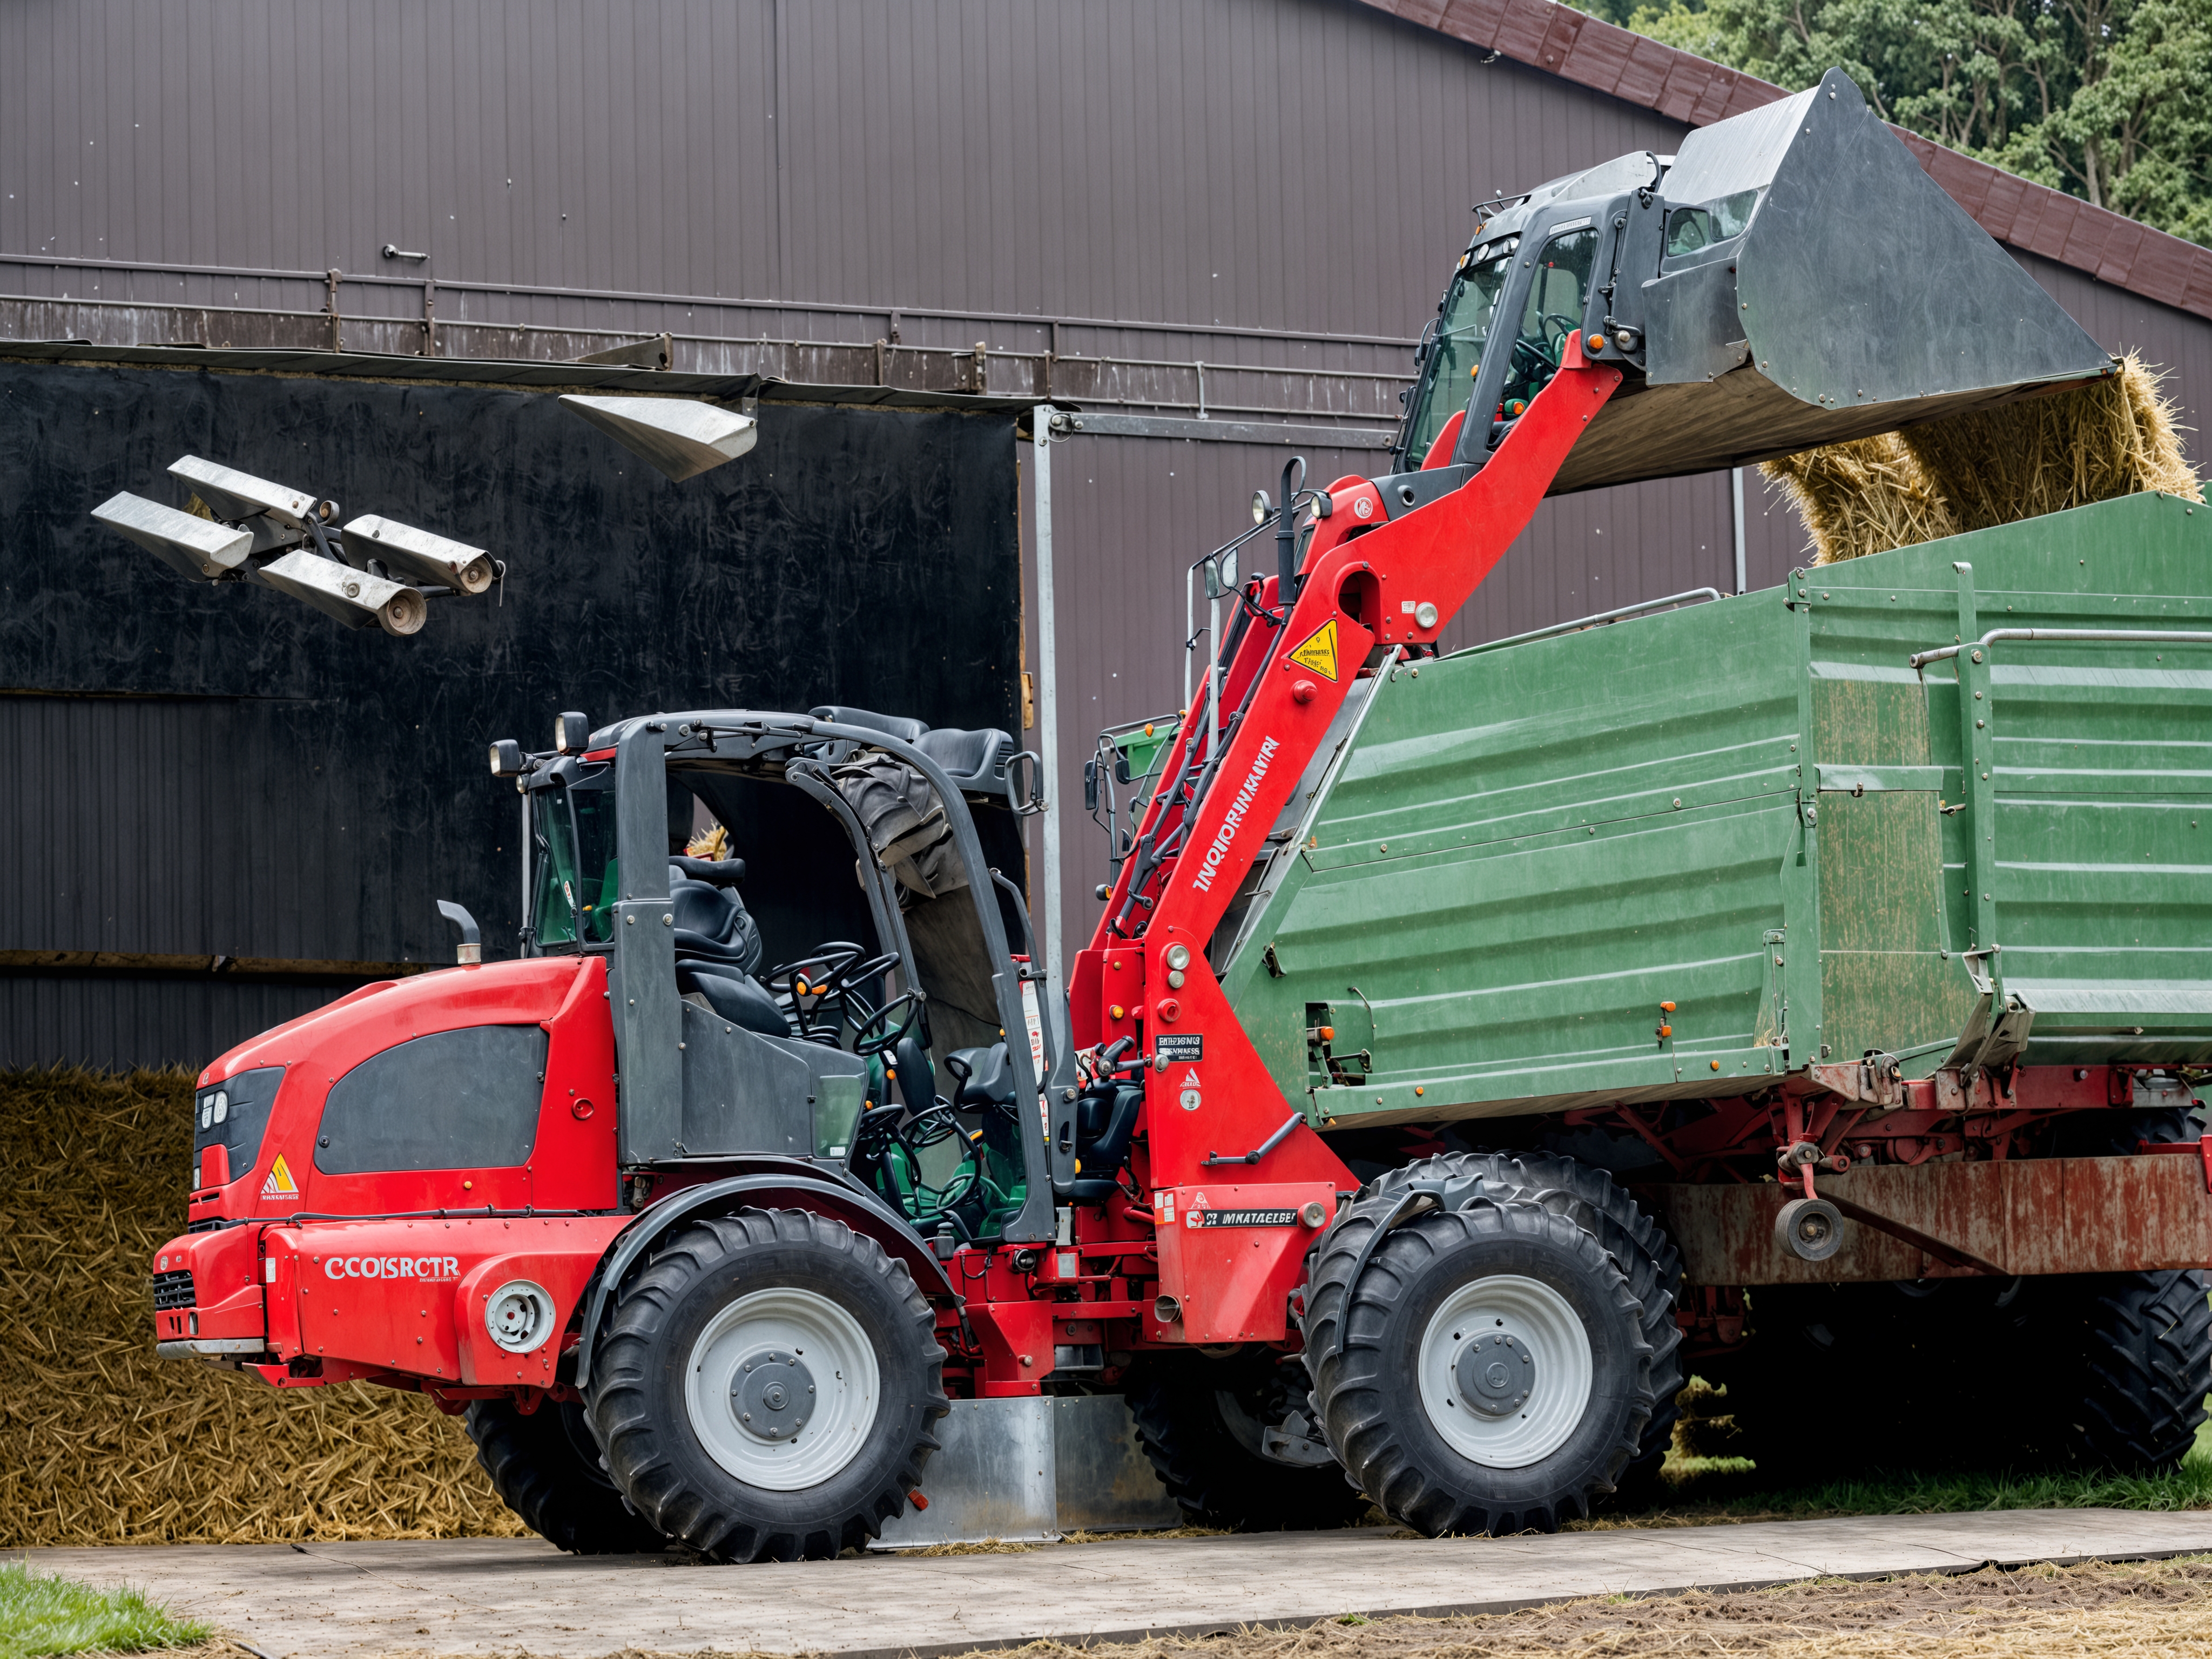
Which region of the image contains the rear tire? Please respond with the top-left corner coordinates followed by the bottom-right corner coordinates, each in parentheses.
top-left (2040, 1269), bottom-right (2212, 1471)
top-left (464, 1397), bottom-right (669, 1554)
top-left (1365, 1151), bottom-right (1685, 1500)
top-left (585, 1208), bottom-right (948, 1562)
top-left (2029, 1100), bottom-right (2209, 1472)
top-left (1304, 1190), bottom-right (1653, 1536)
top-left (1125, 1351), bottom-right (1371, 1531)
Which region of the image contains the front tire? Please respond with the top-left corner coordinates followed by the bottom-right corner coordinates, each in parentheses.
top-left (1305, 1194), bottom-right (1653, 1536)
top-left (585, 1209), bottom-right (948, 1562)
top-left (464, 1397), bottom-right (669, 1554)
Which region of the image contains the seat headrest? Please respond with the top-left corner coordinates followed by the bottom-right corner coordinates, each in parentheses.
top-left (810, 705), bottom-right (930, 744)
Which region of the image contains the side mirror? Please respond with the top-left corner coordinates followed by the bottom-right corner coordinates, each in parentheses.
top-left (1003, 750), bottom-right (1046, 818)
top-left (1202, 548), bottom-right (1237, 601)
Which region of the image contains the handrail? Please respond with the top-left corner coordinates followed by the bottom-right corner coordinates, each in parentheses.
top-left (1447, 588), bottom-right (1724, 658)
top-left (1203, 1111), bottom-right (1304, 1168)
top-left (1910, 626), bottom-right (2212, 671)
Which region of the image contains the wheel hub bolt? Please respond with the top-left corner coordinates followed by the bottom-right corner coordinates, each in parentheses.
top-left (732, 1347), bottom-right (819, 1443)
top-left (1454, 1330), bottom-right (1536, 1420)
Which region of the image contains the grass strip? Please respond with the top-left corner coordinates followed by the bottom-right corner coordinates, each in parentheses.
top-left (0, 1562), bottom-right (209, 1659)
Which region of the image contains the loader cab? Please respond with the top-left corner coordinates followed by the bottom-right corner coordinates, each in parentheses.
top-left (511, 710), bottom-right (1064, 1248)
top-left (1395, 150), bottom-right (1666, 475)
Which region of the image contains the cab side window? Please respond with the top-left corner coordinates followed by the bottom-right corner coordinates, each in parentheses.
top-left (1499, 227), bottom-right (1599, 415)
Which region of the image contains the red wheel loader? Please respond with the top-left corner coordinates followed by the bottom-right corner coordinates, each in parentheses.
top-left (152, 71), bottom-right (2212, 1556)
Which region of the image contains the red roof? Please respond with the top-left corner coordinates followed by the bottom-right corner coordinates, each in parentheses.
top-left (1360, 0), bottom-right (2212, 322)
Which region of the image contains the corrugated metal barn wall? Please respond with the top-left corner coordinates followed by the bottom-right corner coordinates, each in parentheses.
top-left (8, 0), bottom-right (2212, 1013)
top-left (0, 0), bottom-right (1686, 341)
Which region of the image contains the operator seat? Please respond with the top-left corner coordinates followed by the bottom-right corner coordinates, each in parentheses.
top-left (666, 859), bottom-right (789, 1037)
top-left (808, 704), bottom-right (1017, 792)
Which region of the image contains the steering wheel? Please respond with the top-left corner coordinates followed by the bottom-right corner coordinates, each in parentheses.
top-left (848, 989), bottom-right (924, 1057)
top-left (851, 1102), bottom-right (982, 1220)
top-left (1505, 314), bottom-right (1581, 394)
top-left (765, 942), bottom-right (898, 1037)
top-left (1506, 335), bottom-right (1554, 387)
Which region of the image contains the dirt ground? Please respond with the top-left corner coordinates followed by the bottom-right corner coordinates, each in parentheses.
top-left (503, 1555), bottom-right (2212, 1659)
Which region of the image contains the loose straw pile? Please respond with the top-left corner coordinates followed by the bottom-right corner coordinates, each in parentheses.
top-left (1765, 354), bottom-right (2202, 564)
top-left (0, 1067), bottom-right (529, 1545)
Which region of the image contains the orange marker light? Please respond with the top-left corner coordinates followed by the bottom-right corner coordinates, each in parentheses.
top-left (1587, 332), bottom-right (1606, 353)
top-left (1109, 1003), bottom-right (1127, 1021)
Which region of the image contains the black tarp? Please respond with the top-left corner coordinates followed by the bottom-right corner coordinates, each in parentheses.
top-left (0, 355), bottom-right (1022, 1067)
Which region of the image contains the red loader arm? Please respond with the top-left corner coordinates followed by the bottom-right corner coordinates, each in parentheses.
top-left (1074, 353), bottom-right (1623, 1314)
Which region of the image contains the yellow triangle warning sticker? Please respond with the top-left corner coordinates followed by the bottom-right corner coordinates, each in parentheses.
top-left (1287, 619), bottom-right (1339, 682)
top-left (262, 1154), bottom-right (299, 1198)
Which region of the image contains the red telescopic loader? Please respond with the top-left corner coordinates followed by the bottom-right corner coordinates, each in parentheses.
top-left (150, 74), bottom-right (2211, 1557)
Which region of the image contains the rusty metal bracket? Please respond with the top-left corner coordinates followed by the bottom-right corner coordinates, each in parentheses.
top-left (1818, 1189), bottom-right (2008, 1276)
top-left (1806, 1056), bottom-right (1904, 1107)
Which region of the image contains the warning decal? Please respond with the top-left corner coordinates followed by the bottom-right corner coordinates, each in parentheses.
top-left (1286, 619), bottom-right (1340, 682)
top-left (261, 1154), bottom-right (299, 1198)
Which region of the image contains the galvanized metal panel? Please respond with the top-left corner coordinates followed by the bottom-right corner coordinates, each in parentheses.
top-left (868, 1393), bottom-right (1174, 1547)
top-left (873, 1397), bottom-right (1057, 1547)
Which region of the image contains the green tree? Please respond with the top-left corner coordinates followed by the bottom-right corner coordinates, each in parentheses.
top-left (1627, 0), bottom-right (2212, 246)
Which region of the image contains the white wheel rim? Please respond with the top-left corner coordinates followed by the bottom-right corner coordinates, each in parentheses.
top-left (683, 1286), bottom-right (881, 1491)
top-left (1418, 1272), bottom-right (1594, 1468)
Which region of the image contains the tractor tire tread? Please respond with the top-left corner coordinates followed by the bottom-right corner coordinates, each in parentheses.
top-left (464, 1399), bottom-right (667, 1555)
top-left (586, 1207), bottom-right (946, 1563)
top-left (1305, 1187), bottom-right (1653, 1537)
top-left (1125, 1359), bottom-right (1371, 1532)
top-left (1364, 1151), bottom-right (1685, 1491)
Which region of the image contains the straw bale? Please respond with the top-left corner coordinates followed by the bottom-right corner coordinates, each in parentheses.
top-left (0, 1066), bottom-right (528, 1545)
top-left (1903, 353), bottom-right (2202, 533)
top-left (1765, 354), bottom-right (2202, 565)
top-left (1759, 435), bottom-right (1957, 565)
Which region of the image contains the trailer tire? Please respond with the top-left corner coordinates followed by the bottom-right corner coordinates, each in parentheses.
top-left (1363, 1151), bottom-right (1685, 1498)
top-left (1125, 1351), bottom-right (1372, 1531)
top-left (2046, 1269), bottom-right (2212, 1470)
top-left (1304, 1192), bottom-right (1653, 1536)
top-left (2034, 1098), bottom-right (2212, 1471)
top-left (585, 1208), bottom-right (948, 1562)
top-left (465, 1398), bottom-right (670, 1554)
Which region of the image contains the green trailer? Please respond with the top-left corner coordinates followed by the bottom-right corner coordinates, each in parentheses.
top-left (1224, 491), bottom-right (2212, 1125)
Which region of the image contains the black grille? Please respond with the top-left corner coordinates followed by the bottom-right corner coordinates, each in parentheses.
top-left (151, 1269), bottom-right (195, 1311)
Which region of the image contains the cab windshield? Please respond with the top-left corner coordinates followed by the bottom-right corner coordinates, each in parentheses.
top-left (532, 771), bottom-right (620, 948)
top-left (1403, 240), bottom-right (1516, 466)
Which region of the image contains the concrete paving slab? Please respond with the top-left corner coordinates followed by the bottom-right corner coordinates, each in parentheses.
top-left (28, 1509), bottom-right (2212, 1659)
